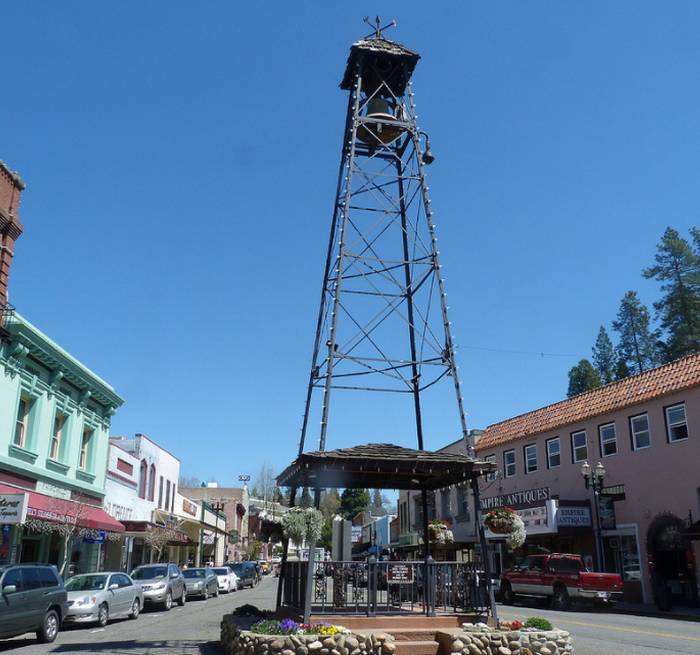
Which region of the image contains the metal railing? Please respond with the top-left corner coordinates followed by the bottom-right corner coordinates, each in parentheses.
top-left (281, 559), bottom-right (488, 615)
top-left (0, 302), bottom-right (15, 325)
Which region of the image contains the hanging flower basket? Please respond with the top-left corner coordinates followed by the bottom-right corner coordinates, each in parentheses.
top-left (484, 507), bottom-right (516, 534)
top-left (428, 519), bottom-right (454, 544)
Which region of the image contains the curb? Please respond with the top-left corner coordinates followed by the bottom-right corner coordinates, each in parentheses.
top-left (610, 607), bottom-right (700, 623)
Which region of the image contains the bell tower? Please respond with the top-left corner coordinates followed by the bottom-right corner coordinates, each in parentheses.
top-left (298, 19), bottom-right (470, 461)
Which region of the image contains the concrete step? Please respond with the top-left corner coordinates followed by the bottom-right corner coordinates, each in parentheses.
top-left (394, 640), bottom-right (440, 655)
top-left (382, 629), bottom-right (438, 642)
top-left (313, 615), bottom-right (470, 629)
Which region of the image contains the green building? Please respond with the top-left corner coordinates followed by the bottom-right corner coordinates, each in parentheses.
top-left (0, 312), bottom-right (124, 575)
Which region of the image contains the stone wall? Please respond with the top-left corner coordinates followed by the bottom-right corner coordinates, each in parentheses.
top-left (220, 617), bottom-right (395, 655)
top-left (447, 623), bottom-right (573, 655)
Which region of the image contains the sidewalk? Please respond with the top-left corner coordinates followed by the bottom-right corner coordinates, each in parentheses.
top-left (613, 601), bottom-right (700, 622)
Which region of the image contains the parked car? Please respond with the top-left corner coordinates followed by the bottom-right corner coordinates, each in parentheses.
top-left (212, 567), bottom-right (238, 593)
top-left (64, 572), bottom-right (143, 627)
top-left (183, 567), bottom-right (219, 599)
top-left (0, 564), bottom-right (67, 643)
top-left (226, 561), bottom-right (257, 588)
top-left (500, 553), bottom-right (623, 610)
top-left (258, 560), bottom-right (270, 575)
top-left (130, 563), bottom-right (186, 610)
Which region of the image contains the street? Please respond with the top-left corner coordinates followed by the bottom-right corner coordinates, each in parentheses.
top-left (0, 576), bottom-right (278, 654)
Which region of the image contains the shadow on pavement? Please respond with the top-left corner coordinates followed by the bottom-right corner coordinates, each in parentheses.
top-left (50, 640), bottom-right (221, 654)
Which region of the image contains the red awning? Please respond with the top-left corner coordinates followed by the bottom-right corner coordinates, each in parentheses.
top-left (0, 483), bottom-right (124, 533)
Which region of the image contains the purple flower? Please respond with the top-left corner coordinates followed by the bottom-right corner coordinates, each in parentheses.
top-left (279, 619), bottom-right (300, 633)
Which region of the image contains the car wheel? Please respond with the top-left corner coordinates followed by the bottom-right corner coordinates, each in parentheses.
top-left (178, 588), bottom-right (187, 606)
top-left (97, 603), bottom-right (109, 627)
top-left (500, 581), bottom-right (515, 605)
top-left (37, 609), bottom-right (60, 643)
top-left (552, 584), bottom-right (571, 611)
top-left (214, 586), bottom-right (219, 597)
top-left (129, 598), bottom-right (140, 619)
top-left (163, 590), bottom-right (173, 611)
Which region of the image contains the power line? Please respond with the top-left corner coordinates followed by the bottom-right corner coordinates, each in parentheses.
top-left (458, 344), bottom-right (585, 359)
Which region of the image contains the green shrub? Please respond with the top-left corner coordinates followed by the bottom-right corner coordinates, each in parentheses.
top-left (524, 616), bottom-right (553, 631)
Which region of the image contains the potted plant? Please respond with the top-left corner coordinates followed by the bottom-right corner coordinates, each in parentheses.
top-left (484, 507), bottom-right (517, 534)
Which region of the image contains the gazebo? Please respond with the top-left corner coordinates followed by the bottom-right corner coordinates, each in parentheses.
top-left (276, 444), bottom-right (497, 619)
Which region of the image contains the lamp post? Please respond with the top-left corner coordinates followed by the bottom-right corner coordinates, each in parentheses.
top-left (211, 501), bottom-right (226, 566)
top-left (580, 461), bottom-right (606, 571)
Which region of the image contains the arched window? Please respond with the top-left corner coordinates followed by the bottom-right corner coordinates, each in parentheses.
top-left (139, 460), bottom-right (148, 499)
top-left (148, 464), bottom-right (156, 501)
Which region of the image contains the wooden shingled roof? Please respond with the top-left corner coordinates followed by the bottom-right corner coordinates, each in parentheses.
top-left (477, 352), bottom-right (700, 450)
top-left (276, 443), bottom-right (495, 491)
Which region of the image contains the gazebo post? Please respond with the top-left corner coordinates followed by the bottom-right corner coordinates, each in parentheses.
top-left (421, 488), bottom-right (434, 615)
top-left (275, 487), bottom-right (297, 612)
top-left (300, 487), bottom-right (323, 623)
top-left (470, 477), bottom-right (499, 624)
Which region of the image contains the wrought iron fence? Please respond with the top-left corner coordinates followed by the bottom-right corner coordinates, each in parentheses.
top-left (281, 559), bottom-right (488, 615)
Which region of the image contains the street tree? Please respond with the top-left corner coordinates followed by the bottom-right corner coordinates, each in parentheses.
top-left (178, 475), bottom-right (201, 488)
top-left (298, 487), bottom-right (313, 508)
top-left (612, 291), bottom-right (658, 374)
top-left (567, 359), bottom-right (601, 398)
top-left (339, 488), bottom-right (370, 519)
top-left (252, 463), bottom-right (277, 507)
top-left (320, 488), bottom-right (341, 517)
top-left (592, 326), bottom-right (616, 384)
top-left (643, 227), bottom-right (700, 361)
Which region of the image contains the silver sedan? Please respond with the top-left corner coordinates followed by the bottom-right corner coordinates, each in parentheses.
top-left (64, 572), bottom-right (143, 627)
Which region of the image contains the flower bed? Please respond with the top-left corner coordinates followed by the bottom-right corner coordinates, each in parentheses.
top-left (441, 622), bottom-right (573, 655)
top-left (221, 615), bottom-right (395, 655)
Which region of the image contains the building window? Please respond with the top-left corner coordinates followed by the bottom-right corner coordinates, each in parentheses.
top-left (165, 480), bottom-right (171, 511)
top-left (148, 464), bottom-right (156, 501)
top-left (14, 396), bottom-right (33, 448)
top-left (503, 449), bottom-right (516, 478)
top-left (171, 484), bottom-right (176, 513)
top-left (139, 461), bottom-right (148, 499)
top-left (440, 489), bottom-right (451, 517)
top-left (546, 437), bottom-right (561, 468)
top-left (49, 413), bottom-right (65, 461)
top-left (665, 403), bottom-right (688, 442)
top-left (158, 476), bottom-right (164, 508)
top-left (116, 458), bottom-right (133, 475)
top-left (571, 430), bottom-right (588, 463)
top-left (484, 454), bottom-right (497, 481)
top-left (630, 413), bottom-right (651, 450)
top-left (79, 429), bottom-right (93, 470)
top-left (598, 423), bottom-right (617, 457)
top-left (524, 443), bottom-right (537, 474)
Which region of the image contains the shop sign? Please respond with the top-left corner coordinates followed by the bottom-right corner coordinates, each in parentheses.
top-left (183, 499), bottom-right (198, 516)
top-left (351, 526), bottom-right (362, 543)
top-left (557, 506), bottom-right (592, 527)
top-left (481, 487), bottom-right (550, 511)
top-left (83, 530), bottom-right (106, 544)
top-left (202, 530), bottom-right (215, 544)
top-left (599, 496), bottom-right (617, 530)
top-left (36, 480), bottom-right (71, 500)
top-left (387, 563), bottom-right (414, 584)
top-left (228, 529), bottom-right (239, 544)
top-left (0, 493), bottom-right (28, 524)
top-left (518, 505), bottom-right (548, 529)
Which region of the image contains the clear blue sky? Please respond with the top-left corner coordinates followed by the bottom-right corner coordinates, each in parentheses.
top-left (4, 3), bottom-right (700, 485)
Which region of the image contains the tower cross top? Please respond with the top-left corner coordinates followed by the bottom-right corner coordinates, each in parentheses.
top-left (363, 15), bottom-right (397, 39)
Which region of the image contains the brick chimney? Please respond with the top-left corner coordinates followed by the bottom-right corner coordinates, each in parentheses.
top-left (0, 160), bottom-right (25, 315)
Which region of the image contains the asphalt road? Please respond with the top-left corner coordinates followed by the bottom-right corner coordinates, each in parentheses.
top-left (497, 602), bottom-right (700, 655)
top-left (0, 575), bottom-right (279, 654)
top-left (2, 576), bottom-right (700, 654)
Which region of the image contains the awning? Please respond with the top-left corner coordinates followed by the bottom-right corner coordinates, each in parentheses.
top-left (0, 483), bottom-right (124, 533)
top-left (121, 521), bottom-right (190, 544)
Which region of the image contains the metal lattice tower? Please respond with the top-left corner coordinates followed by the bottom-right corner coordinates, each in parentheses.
top-left (298, 21), bottom-right (471, 463)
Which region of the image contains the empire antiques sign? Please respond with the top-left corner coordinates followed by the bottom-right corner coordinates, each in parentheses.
top-left (387, 563), bottom-right (414, 584)
top-left (481, 487), bottom-right (550, 511)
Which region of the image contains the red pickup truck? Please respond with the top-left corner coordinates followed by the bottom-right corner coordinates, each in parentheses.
top-left (500, 553), bottom-right (623, 610)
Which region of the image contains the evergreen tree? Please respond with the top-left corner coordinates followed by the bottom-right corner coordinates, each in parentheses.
top-left (612, 291), bottom-right (658, 374)
top-left (643, 227), bottom-right (700, 361)
top-left (614, 356), bottom-right (630, 381)
top-left (371, 489), bottom-right (383, 511)
top-left (592, 326), bottom-right (616, 384)
top-left (272, 486), bottom-right (285, 505)
top-left (339, 488), bottom-right (370, 519)
top-left (298, 487), bottom-right (312, 508)
top-left (567, 359), bottom-right (601, 398)
top-left (319, 488), bottom-right (341, 518)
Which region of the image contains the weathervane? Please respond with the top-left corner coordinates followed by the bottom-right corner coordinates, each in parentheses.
top-left (363, 15), bottom-right (396, 39)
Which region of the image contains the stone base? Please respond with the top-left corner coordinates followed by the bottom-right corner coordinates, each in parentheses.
top-left (445, 623), bottom-right (573, 655)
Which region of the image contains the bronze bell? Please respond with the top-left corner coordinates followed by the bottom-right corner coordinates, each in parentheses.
top-left (357, 97), bottom-right (405, 145)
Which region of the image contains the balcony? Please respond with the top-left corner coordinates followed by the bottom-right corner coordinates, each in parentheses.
top-left (0, 302), bottom-right (15, 341)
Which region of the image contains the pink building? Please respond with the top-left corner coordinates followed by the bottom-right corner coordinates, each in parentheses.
top-left (476, 353), bottom-right (700, 606)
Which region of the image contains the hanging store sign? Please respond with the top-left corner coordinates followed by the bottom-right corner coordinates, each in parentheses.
top-left (83, 530), bottom-right (106, 544)
top-left (182, 499), bottom-right (198, 517)
top-left (480, 487), bottom-right (550, 511)
top-left (599, 496), bottom-right (617, 530)
top-left (387, 563), bottom-right (414, 584)
top-left (556, 506), bottom-right (592, 527)
top-left (0, 493), bottom-right (28, 524)
top-left (351, 526), bottom-right (362, 543)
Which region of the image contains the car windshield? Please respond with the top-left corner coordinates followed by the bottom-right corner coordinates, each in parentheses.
top-left (183, 569), bottom-right (205, 579)
top-left (231, 564), bottom-right (245, 574)
top-left (213, 568), bottom-right (229, 575)
top-left (65, 574), bottom-right (108, 591)
top-left (131, 566), bottom-right (167, 580)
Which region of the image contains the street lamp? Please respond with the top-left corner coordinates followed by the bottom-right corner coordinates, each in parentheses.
top-left (211, 501), bottom-right (226, 566)
top-left (580, 461), bottom-right (606, 570)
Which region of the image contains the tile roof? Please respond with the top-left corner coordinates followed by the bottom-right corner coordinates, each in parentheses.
top-left (477, 352), bottom-right (700, 450)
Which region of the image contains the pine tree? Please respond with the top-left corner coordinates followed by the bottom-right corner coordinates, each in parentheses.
top-left (643, 227), bottom-right (700, 361)
top-left (298, 487), bottom-right (312, 508)
top-left (339, 488), bottom-right (370, 519)
top-left (567, 359), bottom-right (601, 398)
top-left (614, 356), bottom-right (630, 381)
top-left (319, 488), bottom-right (341, 518)
top-left (592, 326), bottom-right (616, 384)
top-left (612, 291), bottom-right (658, 374)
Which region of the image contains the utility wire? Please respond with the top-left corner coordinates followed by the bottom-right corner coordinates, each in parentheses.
top-left (458, 344), bottom-right (585, 359)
